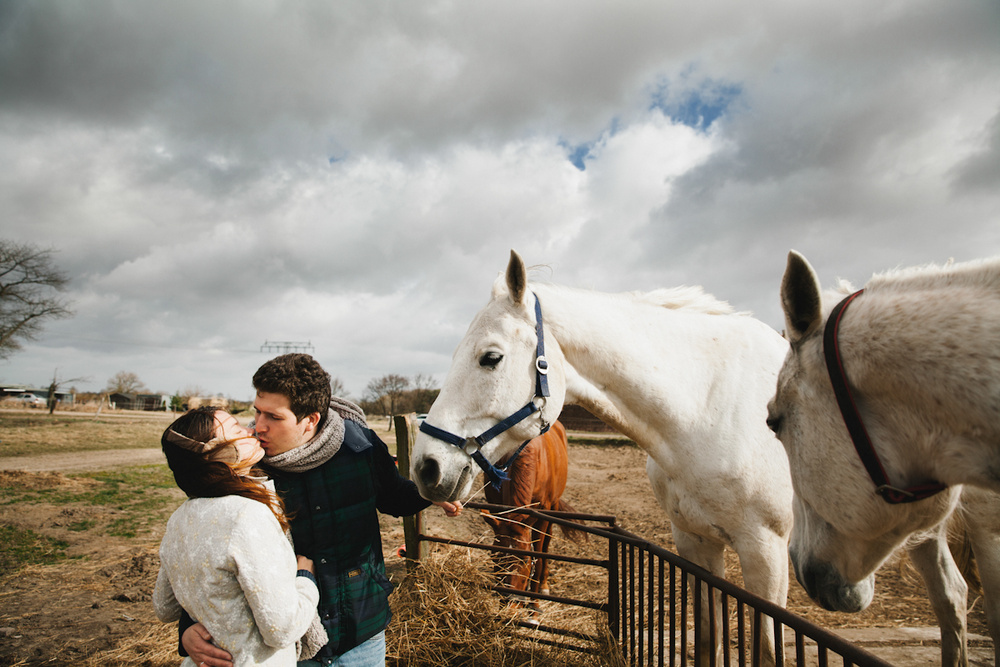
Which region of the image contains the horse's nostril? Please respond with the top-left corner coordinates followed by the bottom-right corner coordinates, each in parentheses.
top-left (417, 457), bottom-right (441, 489)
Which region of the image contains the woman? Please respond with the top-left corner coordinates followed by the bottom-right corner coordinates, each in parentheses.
top-left (154, 406), bottom-right (320, 666)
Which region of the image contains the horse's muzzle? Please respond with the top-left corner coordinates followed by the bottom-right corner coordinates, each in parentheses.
top-left (413, 455), bottom-right (474, 503)
top-left (792, 551), bottom-right (874, 613)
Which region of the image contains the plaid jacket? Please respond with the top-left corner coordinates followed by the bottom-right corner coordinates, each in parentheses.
top-left (271, 420), bottom-right (430, 659)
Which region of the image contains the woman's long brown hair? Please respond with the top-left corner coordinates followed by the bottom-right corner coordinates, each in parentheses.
top-left (162, 406), bottom-right (289, 532)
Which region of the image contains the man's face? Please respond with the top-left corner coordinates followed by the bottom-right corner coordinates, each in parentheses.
top-left (253, 391), bottom-right (320, 457)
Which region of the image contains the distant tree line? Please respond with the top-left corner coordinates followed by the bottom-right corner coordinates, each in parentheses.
top-left (358, 373), bottom-right (438, 417)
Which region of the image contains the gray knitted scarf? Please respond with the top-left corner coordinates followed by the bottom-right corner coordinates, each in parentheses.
top-left (262, 397), bottom-right (368, 474)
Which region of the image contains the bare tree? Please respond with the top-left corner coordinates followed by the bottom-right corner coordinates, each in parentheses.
top-left (363, 374), bottom-right (410, 417)
top-left (330, 377), bottom-right (347, 398)
top-left (0, 240), bottom-right (73, 359)
top-left (105, 371), bottom-right (147, 394)
top-left (411, 373), bottom-right (439, 413)
top-left (45, 368), bottom-right (89, 415)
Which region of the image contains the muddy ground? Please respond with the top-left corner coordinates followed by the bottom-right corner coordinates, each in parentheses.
top-left (0, 437), bottom-right (994, 665)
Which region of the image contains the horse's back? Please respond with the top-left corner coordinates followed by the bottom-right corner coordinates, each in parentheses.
top-left (485, 421), bottom-right (569, 509)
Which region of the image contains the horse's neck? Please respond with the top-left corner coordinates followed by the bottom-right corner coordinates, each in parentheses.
top-left (535, 285), bottom-right (700, 440)
top-left (837, 287), bottom-right (1000, 489)
top-left (534, 283), bottom-right (787, 449)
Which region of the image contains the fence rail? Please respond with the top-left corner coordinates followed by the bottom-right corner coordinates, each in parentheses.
top-left (416, 501), bottom-right (892, 667)
top-left (391, 414), bottom-right (891, 666)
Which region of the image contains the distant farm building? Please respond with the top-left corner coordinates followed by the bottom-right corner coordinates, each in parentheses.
top-left (185, 396), bottom-right (229, 410)
top-left (108, 393), bottom-right (171, 411)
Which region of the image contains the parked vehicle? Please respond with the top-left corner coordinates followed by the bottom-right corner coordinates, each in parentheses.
top-left (15, 393), bottom-right (45, 407)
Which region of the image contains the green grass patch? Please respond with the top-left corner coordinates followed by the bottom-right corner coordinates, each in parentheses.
top-left (68, 519), bottom-right (96, 532)
top-left (0, 524), bottom-right (75, 576)
top-left (0, 411), bottom-right (174, 457)
top-left (0, 465), bottom-right (183, 539)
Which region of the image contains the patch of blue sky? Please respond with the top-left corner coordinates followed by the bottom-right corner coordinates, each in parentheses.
top-left (562, 79), bottom-right (740, 171)
top-left (565, 142), bottom-right (592, 171)
top-left (649, 78), bottom-right (743, 131)
top-left (561, 118), bottom-right (621, 171)
top-left (327, 137), bottom-right (349, 164)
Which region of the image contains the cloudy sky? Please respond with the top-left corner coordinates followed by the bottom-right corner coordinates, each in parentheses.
top-left (2, 1), bottom-right (998, 402)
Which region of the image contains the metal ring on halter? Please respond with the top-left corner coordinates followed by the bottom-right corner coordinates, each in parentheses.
top-left (462, 437), bottom-right (481, 456)
top-left (535, 355), bottom-right (549, 374)
top-left (532, 397), bottom-right (550, 435)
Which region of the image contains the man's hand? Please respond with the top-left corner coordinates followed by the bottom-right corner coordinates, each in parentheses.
top-left (433, 499), bottom-right (463, 517)
top-left (181, 623), bottom-right (234, 667)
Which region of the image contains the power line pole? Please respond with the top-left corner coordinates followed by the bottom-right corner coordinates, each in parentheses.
top-left (259, 340), bottom-right (315, 354)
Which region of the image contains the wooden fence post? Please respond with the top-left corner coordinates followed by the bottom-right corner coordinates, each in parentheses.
top-left (394, 414), bottom-right (428, 566)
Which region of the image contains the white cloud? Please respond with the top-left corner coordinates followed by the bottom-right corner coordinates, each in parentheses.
top-left (1, 0), bottom-right (997, 400)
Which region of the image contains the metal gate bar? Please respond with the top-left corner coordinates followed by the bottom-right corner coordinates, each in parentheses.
top-left (414, 501), bottom-right (893, 667)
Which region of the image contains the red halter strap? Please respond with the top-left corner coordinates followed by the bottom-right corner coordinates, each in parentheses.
top-left (823, 290), bottom-right (947, 504)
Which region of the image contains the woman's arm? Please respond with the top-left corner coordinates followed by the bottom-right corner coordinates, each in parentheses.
top-left (153, 565), bottom-right (182, 623)
top-left (231, 501), bottom-right (320, 649)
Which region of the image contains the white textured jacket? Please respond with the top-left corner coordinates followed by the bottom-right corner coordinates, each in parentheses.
top-left (154, 495), bottom-right (319, 666)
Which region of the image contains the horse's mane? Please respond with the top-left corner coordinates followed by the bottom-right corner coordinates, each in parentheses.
top-left (864, 255), bottom-right (1000, 294)
top-left (820, 256), bottom-right (1000, 306)
top-left (629, 286), bottom-right (736, 315)
top-left (531, 281), bottom-right (737, 315)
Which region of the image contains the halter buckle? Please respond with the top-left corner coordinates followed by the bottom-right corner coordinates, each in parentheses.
top-left (535, 356), bottom-right (549, 375)
top-left (462, 437), bottom-right (481, 456)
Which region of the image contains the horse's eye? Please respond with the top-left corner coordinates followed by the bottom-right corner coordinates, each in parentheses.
top-left (479, 351), bottom-right (503, 368)
top-left (766, 414), bottom-right (783, 436)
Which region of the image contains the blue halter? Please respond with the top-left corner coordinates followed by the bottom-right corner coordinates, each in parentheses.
top-left (419, 292), bottom-right (551, 490)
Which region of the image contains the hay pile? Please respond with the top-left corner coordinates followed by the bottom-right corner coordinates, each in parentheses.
top-left (70, 546), bottom-right (624, 667)
top-left (387, 548), bottom-right (624, 667)
top-left (78, 624), bottom-right (178, 667)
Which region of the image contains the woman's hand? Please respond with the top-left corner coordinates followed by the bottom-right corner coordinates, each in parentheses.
top-left (296, 555), bottom-right (315, 574)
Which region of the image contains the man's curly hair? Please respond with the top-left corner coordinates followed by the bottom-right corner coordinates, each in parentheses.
top-left (252, 353), bottom-right (332, 422)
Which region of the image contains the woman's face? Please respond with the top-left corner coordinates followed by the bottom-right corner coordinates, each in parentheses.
top-left (214, 413), bottom-right (265, 470)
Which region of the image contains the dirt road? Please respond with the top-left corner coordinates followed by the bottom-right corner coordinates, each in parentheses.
top-left (0, 448), bottom-right (166, 472)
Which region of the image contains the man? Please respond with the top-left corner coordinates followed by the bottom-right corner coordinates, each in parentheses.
top-left (183, 353), bottom-right (461, 666)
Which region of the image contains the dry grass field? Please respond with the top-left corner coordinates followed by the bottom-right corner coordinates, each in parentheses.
top-left (0, 408), bottom-right (993, 665)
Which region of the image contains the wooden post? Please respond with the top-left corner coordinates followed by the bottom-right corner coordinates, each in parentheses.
top-left (394, 414), bottom-right (428, 566)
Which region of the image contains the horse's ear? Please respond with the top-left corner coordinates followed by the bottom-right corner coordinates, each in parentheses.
top-left (506, 249), bottom-right (528, 305)
top-left (781, 250), bottom-right (823, 344)
top-left (481, 510), bottom-right (500, 529)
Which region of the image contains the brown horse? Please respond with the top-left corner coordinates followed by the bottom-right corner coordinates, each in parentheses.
top-left (481, 420), bottom-right (584, 612)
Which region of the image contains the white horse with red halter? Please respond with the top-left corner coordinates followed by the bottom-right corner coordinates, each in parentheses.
top-left (769, 249), bottom-right (1000, 667)
top-left (412, 250), bottom-right (793, 665)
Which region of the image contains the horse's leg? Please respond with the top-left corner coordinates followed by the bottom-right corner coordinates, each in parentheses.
top-left (907, 526), bottom-right (969, 667)
top-left (673, 528), bottom-right (726, 667)
top-left (959, 486), bottom-right (1000, 666)
top-left (733, 530), bottom-right (789, 667)
top-left (535, 519), bottom-right (554, 597)
top-left (647, 456), bottom-right (725, 665)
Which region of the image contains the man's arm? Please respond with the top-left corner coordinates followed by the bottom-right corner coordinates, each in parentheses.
top-left (366, 427), bottom-right (463, 517)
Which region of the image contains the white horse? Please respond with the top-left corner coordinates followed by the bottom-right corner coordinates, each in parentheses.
top-left (412, 250), bottom-right (793, 664)
top-left (768, 249), bottom-right (1000, 666)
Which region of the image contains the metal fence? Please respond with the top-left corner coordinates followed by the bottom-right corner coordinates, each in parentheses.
top-left (414, 501), bottom-right (892, 667)
top-left (391, 415), bottom-right (891, 666)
